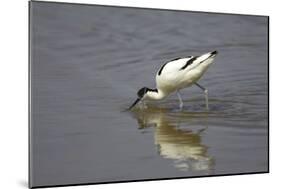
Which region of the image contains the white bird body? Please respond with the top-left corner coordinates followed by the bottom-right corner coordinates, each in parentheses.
top-left (128, 51), bottom-right (218, 110)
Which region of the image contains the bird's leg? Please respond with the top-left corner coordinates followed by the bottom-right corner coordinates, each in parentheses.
top-left (195, 82), bottom-right (209, 110)
top-left (176, 90), bottom-right (184, 110)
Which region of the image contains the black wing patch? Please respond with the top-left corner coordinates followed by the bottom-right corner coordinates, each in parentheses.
top-left (180, 56), bottom-right (198, 70)
top-left (158, 57), bottom-right (182, 76)
top-left (158, 62), bottom-right (168, 76)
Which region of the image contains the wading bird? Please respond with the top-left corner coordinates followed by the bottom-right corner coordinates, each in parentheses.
top-left (128, 51), bottom-right (218, 110)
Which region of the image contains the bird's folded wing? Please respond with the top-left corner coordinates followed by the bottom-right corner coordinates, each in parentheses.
top-left (157, 58), bottom-right (190, 76)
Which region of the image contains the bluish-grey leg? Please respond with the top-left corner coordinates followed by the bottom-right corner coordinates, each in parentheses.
top-left (177, 90), bottom-right (183, 110)
top-left (195, 82), bottom-right (209, 110)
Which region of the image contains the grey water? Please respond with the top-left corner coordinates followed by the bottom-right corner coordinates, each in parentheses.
top-left (30, 2), bottom-right (268, 187)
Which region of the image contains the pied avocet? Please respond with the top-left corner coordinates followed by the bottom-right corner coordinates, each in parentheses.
top-left (128, 51), bottom-right (218, 110)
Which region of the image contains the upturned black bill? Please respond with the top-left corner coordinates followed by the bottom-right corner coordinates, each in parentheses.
top-left (127, 98), bottom-right (141, 110)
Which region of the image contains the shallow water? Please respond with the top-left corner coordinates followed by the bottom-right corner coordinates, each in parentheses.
top-left (30, 2), bottom-right (268, 187)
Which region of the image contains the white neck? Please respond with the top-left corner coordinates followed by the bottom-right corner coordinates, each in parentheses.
top-left (145, 90), bottom-right (166, 100)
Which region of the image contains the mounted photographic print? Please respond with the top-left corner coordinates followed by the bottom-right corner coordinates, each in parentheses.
top-left (29, 1), bottom-right (269, 188)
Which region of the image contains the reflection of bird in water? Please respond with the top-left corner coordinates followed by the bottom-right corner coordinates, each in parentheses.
top-left (131, 107), bottom-right (214, 172)
top-left (128, 51), bottom-right (218, 110)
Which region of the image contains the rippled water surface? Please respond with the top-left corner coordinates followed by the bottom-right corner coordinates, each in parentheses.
top-left (30, 2), bottom-right (268, 187)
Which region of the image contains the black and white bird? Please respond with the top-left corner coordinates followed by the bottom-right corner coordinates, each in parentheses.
top-left (128, 51), bottom-right (218, 110)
